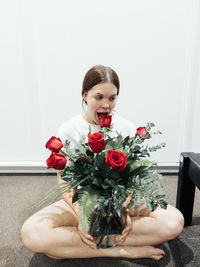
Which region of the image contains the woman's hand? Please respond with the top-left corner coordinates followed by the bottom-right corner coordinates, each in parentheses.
top-left (73, 201), bottom-right (97, 249)
top-left (77, 223), bottom-right (97, 249)
top-left (122, 189), bottom-right (135, 208)
top-left (116, 209), bottom-right (132, 246)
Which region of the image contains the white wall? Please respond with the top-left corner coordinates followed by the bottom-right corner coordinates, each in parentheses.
top-left (0, 0), bottom-right (200, 173)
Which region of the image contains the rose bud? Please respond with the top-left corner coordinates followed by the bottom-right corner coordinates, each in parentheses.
top-left (106, 150), bottom-right (127, 172)
top-left (88, 132), bottom-right (106, 153)
top-left (46, 153), bottom-right (67, 170)
top-left (99, 114), bottom-right (112, 128)
top-left (135, 127), bottom-right (150, 137)
top-left (45, 136), bottom-right (63, 153)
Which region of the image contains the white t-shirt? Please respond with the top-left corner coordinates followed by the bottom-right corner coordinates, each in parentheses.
top-left (56, 113), bottom-right (136, 145)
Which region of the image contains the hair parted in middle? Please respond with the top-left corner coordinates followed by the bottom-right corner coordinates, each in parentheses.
top-left (81, 65), bottom-right (120, 106)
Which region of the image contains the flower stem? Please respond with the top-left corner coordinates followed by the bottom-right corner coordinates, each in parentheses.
top-left (97, 224), bottom-right (109, 248)
top-left (70, 176), bottom-right (89, 189)
top-left (60, 149), bottom-right (75, 162)
top-left (104, 127), bottom-right (107, 138)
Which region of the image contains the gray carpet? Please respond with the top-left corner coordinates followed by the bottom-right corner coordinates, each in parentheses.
top-left (0, 175), bottom-right (200, 267)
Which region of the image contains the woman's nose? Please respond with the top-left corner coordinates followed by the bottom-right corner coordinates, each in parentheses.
top-left (101, 101), bottom-right (109, 108)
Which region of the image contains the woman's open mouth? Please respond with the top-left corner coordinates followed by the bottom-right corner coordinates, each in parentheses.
top-left (97, 112), bottom-right (109, 120)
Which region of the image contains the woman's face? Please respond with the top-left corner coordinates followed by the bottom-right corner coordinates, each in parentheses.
top-left (83, 82), bottom-right (118, 125)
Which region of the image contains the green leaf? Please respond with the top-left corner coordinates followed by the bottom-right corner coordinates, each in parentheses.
top-left (61, 170), bottom-right (77, 182)
top-left (72, 191), bottom-right (79, 203)
top-left (74, 161), bottom-right (93, 175)
top-left (32, 181), bottom-right (70, 210)
top-left (79, 187), bottom-right (100, 232)
top-left (134, 197), bottom-right (142, 210)
top-left (156, 194), bottom-right (165, 199)
top-left (86, 149), bottom-right (94, 156)
top-left (159, 200), bottom-right (168, 209)
top-left (151, 202), bottom-right (159, 212)
top-left (67, 135), bottom-right (86, 154)
top-left (145, 199), bottom-right (152, 211)
top-left (92, 177), bottom-right (102, 187)
top-left (130, 165), bottom-right (148, 177)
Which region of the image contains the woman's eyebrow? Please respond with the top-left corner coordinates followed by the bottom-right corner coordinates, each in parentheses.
top-left (95, 93), bottom-right (117, 97)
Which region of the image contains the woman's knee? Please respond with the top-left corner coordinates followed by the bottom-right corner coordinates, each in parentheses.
top-left (21, 217), bottom-right (50, 253)
top-left (160, 210), bottom-right (184, 240)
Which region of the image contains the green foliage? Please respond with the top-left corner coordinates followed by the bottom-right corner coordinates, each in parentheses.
top-left (58, 122), bottom-right (168, 230)
top-left (78, 187), bottom-right (100, 232)
top-left (33, 181), bottom-right (70, 210)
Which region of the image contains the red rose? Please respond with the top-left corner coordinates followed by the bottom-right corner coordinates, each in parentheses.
top-left (88, 132), bottom-right (106, 153)
top-left (106, 150), bottom-right (127, 172)
top-left (45, 136), bottom-right (63, 153)
top-left (135, 127), bottom-right (150, 137)
top-left (99, 114), bottom-right (112, 128)
top-left (46, 153), bottom-right (67, 170)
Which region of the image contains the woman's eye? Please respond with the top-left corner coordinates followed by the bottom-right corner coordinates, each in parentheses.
top-left (96, 96), bottom-right (103, 100)
top-left (110, 97), bottom-right (116, 102)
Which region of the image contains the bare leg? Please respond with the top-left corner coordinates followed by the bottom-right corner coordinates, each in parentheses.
top-left (21, 200), bottom-right (165, 260)
top-left (122, 203), bottom-right (184, 247)
top-left (43, 227), bottom-right (165, 260)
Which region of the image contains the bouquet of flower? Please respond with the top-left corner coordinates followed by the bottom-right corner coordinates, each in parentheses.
top-left (44, 115), bottom-right (167, 248)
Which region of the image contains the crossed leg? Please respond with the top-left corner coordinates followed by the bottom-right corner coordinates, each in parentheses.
top-left (123, 202), bottom-right (184, 247)
top-left (21, 199), bottom-right (184, 260)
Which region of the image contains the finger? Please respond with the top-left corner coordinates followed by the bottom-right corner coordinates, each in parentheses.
top-left (122, 227), bottom-right (131, 236)
top-left (119, 239), bottom-right (125, 245)
top-left (88, 242), bottom-right (97, 249)
top-left (126, 216), bottom-right (132, 226)
top-left (126, 209), bottom-right (130, 214)
top-left (127, 222), bottom-right (132, 229)
top-left (121, 229), bottom-right (127, 236)
top-left (78, 229), bottom-right (94, 240)
top-left (117, 238), bottom-right (125, 245)
top-left (117, 237), bottom-right (123, 243)
top-left (87, 234), bottom-right (94, 240)
top-left (87, 242), bottom-right (97, 249)
top-left (121, 232), bottom-right (128, 238)
top-left (120, 234), bottom-right (128, 242)
top-left (81, 235), bottom-right (96, 248)
top-left (80, 236), bottom-right (97, 249)
top-left (79, 233), bottom-right (92, 243)
top-left (120, 231), bottom-right (130, 242)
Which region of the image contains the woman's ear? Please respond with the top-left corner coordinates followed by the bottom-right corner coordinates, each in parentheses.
top-left (82, 91), bottom-right (88, 104)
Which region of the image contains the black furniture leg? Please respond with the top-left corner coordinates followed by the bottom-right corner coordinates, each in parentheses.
top-left (176, 153), bottom-right (196, 226)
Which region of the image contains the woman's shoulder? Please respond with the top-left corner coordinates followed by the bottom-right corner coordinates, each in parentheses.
top-left (58, 114), bottom-right (82, 129)
top-left (56, 114), bottom-right (85, 143)
top-left (57, 114), bottom-right (80, 131)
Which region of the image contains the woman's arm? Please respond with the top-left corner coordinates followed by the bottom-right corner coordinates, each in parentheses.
top-left (57, 171), bottom-right (97, 248)
top-left (57, 171), bottom-right (78, 216)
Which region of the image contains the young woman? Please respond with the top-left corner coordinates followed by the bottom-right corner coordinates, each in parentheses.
top-left (21, 65), bottom-right (184, 260)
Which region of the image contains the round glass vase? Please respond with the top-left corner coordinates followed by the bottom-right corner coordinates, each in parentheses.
top-left (88, 204), bottom-right (124, 248)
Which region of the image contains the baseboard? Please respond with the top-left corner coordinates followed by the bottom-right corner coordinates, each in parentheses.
top-left (153, 163), bottom-right (179, 174)
top-left (0, 161), bottom-right (55, 174)
top-left (0, 161), bottom-right (179, 175)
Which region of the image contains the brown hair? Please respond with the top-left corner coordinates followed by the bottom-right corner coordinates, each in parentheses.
top-left (82, 65), bottom-right (120, 105)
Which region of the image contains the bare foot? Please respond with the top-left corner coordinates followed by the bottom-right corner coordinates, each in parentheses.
top-left (136, 245), bottom-right (165, 260)
top-left (111, 245), bottom-right (165, 260)
top-left (45, 245), bottom-right (165, 260)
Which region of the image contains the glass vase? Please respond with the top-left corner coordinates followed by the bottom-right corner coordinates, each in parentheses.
top-left (88, 203), bottom-right (124, 248)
